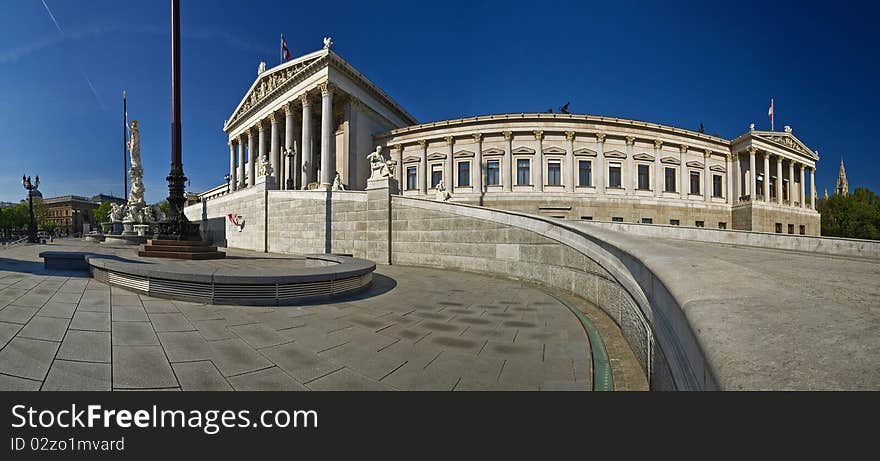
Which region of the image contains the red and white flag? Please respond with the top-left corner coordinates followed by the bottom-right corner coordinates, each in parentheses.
top-left (280, 34), bottom-right (292, 62)
top-left (768, 98), bottom-right (774, 130)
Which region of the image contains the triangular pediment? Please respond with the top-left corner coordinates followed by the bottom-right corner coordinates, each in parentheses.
top-left (686, 160), bottom-right (704, 169)
top-left (633, 152), bottom-right (654, 161)
top-left (225, 53), bottom-right (324, 129)
top-left (573, 147), bottom-right (597, 156)
top-left (427, 152), bottom-right (446, 161)
top-left (661, 156), bottom-right (680, 165)
top-left (402, 155), bottom-right (420, 163)
top-left (604, 149), bottom-right (626, 159)
top-left (751, 131), bottom-right (817, 159)
top-left (710, 164), bottom-right (726, 173)
top-left (482, 147), bottom-right (504, 156)
top-left (543, 146), bottom-right (566, 155)
top-left (454, 150), bottom-right (475, 158)
top-left (512, 146), bottom-right (535, 155)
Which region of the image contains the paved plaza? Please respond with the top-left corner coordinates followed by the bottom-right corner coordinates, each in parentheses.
top-left (0, 241), bottom-right (607, 391)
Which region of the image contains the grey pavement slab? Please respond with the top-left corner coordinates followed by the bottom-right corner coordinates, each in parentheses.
top-left (208, 338), bottom-right (273, 377)
top-left (113, 346), bottom-right (178, 389)
top-left (261, 342), bottom-right (343, 383)
top-left (57, 330), bottom-right (111, 363)
top-left (157, 331), bottom-right (213, 363)
top-left (307, 368), bottom-right (393, 391)
top-left (42, 360), bottom-right (111, 391)
top-left (0, 373), bottom-right (41, 391)
top-left (0, 306), bottom-right (38, 324)
top-left (18, 316), bottom-right (70, 342)
top-left (229, 323), bottom-right (286, 348)
top-left (111, 322), bottom-right (159, 346)
top-left (69, 311), bottom-right (110, 332)
top-left (142, 300), bottom-right (180, 314)
top-left (111, 305), bottom-right (149, 322)
top-left (227, 367), bottom-right (307, 391)
top-left (148, 313), bottom-right (195, 332)
top-left (0, 337), bottom-right (60, 381)
top-left (172, 361), bottom-right (232, 391)
top-left (37, 301), bottom-right (77, 319)
top-left (0, 321), bottom-right (22, 349)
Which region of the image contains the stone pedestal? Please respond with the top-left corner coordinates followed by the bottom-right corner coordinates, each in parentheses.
top-left (122, 223), bottom-right (135, 236)
top-left (133, 224), bottom-right (150, 236)
top-left (256, 174), bottom-right (277, 190)
top-left (112, 223), bottom-right (124, 235)
top-left (366, 177), bottom-right (399, 194)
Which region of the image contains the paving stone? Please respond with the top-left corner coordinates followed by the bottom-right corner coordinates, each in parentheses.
top-left (209, 338), bottom-right (273, 377)
top-left (149, 313), bottom-right (195, 332)
top-left (42, 360), bottom-right (111, 391)
top-left (172, 361), bottom-right (232, 391)
top-left (37, 301), bottom-right (77, 319)
top-left (49, 291), bottom-right (82, 304)
top-left (318, 342), bottom-right (406, 381)
top-left (380, 361), bottom-right (460, 391)
top-left (110, 294), bottom-right (142, 307)
top-left (229, 323), bottom-right (286, 348)
top-left (193, 319), bottom-right (235, 341)
top-left (113, 346), bottom-right (178, 389)
top-left (480, 340), bottom-right (543, 362)
top-left (0, 373), bottom-right (42, 391)
top-left (260, 342), bottom-right (343, 383)
top-left (0, 306), bottom-right (38, 324)
top-left (111, 322), bottom-right (159, 346)
top-left (307, 368), bottom-right (392, 391)
top-left (142, 300), bottom-right (180, 314)
top-left (157, 331), bottom-right (212, 363)
top-left (69, 311), bottom-right (110, 332)
top-left (227, 367), bottom-right (307, 391)
top-left (57, 330), bottom-right (111, 363)
top-left (18, 316), bottom-right (70, 342)
top-left (0, 337), bottom-right (60, 381)
top-left (0, 321), bottom-right (22, 349)
top-left (111, 305), bottom-right (149, 322)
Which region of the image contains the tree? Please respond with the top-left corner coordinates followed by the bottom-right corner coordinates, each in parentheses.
top-left (818, 187), bottom-right (880, 240)
top-left (95, 201), bottom-right (113, 224)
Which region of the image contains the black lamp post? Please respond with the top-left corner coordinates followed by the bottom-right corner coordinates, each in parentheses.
top-left (158, 0), bottom-right (199, 240)
top-left (21, 175), bottom-right (39, 243)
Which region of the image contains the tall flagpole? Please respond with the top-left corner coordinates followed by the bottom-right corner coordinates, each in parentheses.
top-left (123, 90), bottom-right (128, 202)
top-left (280, 33), bottom-right (283, 65)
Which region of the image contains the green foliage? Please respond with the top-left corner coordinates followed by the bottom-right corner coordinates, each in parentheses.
top-left (95, 201), bottom-right (113, 224)
top-left (818, 187), bottom-right (880, 240)
top-left (157, 200), bottom-right (169, 215)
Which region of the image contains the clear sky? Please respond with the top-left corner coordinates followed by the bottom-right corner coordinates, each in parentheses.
top-left (1, 0), bottom-right (877, 203)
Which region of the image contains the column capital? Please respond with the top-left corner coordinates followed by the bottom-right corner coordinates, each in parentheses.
top-left (625, 136), bottom-right (636, 146)
top-left (270, 112), bottom-right (280, 124)
top-left (237, 133), bottom-right (246, 144)
top-left (748, 146), bottom-right (758, 155)
top-left (472, 133), bottom-right (483, 142)
top-left (258, 120), bottom-right (267, 132)
top-left (417, 139), bottom-right (428, 148)
top-left (533, 130), bottom-right (544, 141)
top-left (595, 133), bottom-right (606, 142)
top-left (704, 149), bottom-right (712, 158)
top-left (679, 144), bottom-right (689, 154)
top-left (394, 143), bottom-right (403, 152)
top-left (284, 102), bottom-right (295, 116)
top-left (502, 131), bottom-right (513, 141)
top-left (653, 139), bottom-right (663, 149)
top-left (298, 92), bottom-right (312, 107)
top-left (317, 81), bottom-right (334, 96)
top-left (445, 135), bottom-right (454, 146)
top-left (565, 130), bottom-right (576, 142)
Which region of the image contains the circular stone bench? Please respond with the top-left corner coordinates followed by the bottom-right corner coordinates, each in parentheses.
top-left (87, 253), bottom-right (376, 306)
top-left (39, 251), bottom-right (91, 271)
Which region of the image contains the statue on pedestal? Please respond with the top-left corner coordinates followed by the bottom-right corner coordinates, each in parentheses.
top-left (367, 146), bottom-right (394, 180)
top-left (435, 179), bottom-right (451, 202)
top-left (123, 120), bottom-right (154, 225)
top-left (332, 172), bottom-right (345, 191)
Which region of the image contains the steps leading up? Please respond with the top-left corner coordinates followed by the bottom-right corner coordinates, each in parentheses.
top-left (138, 239), bottom-right (225, 260)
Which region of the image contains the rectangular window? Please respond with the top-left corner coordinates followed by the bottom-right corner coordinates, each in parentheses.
top-left (457, 161), bottom-right (471, 187)
top-left (713, 174), bottom-right (723, 198)
top-left (431, 165), bottom-right (443, 189)
top-left (788, 224), bottom-right (795, 234)
top-left (669, 219), bottom-right (680, 226)
top-left (487, 160), bottom-right (500, 186)
top-left (665, 167), bottom-right (676, 192)
top-left (718, 222), bottom-right (727, 230)
top-left (578, 160), bottom-right (592, 187)
top-left (517, 159), bottom-right (530, 185)
top-left (799, 225), bottom-right (805, 235)
top-left (695, 221), bottom-right (705, 228)
top-left (641, 218), bottom-right (653, 224)
top-left (637, 165), bottom-right (650, 190)
top-left (609, 163), bottom-right (622, 188)
top-left (547, 161), bottom-right (561, 186)
top-left (690, 171), bottom-right (701, 195)
top-left (775, 223), bottom-right (783, 233)
top-left (611, 217), bottom-right (624, 222)
top-left (406, 166), bottom-right (417, 190)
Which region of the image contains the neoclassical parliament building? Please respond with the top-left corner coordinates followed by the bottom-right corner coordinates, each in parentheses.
top-left (216, 44), bottom-right (820, 235)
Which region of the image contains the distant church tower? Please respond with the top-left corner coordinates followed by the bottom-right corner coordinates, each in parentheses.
top-left (835, 159), bottom-right (849, 196)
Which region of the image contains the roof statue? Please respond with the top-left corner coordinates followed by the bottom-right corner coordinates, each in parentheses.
top-left (323, 36), bottom-right (333, 50)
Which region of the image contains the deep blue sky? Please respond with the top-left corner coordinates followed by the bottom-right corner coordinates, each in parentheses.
top-left (1, 0), bottom-right (877, 203)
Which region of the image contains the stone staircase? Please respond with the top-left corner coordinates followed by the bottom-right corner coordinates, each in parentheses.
top-left (138, 239), bottom-right (226, 260)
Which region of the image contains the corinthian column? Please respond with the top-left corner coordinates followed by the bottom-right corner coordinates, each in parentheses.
top-left (258, 120), bottom-right (268, 175)
top-left (502, 131), bottom-right (512, 192)
top-left (270, 113), bottom-right (280, 187)
top-left (704, 150), bottom-right (711, 202)
top-left (788, 159), bottom-right (795, 206)
top-left (748, 147), bottom-right (757, 201)
top-left (776, 156), bottom-right (783, 204)
top-left (680, 144), bottom-right (688, 200)
top-left (763, 152), bottom-right (770, 201)
top-left (445, 136), bottom-right (454, 189)
top-left (319, 82), bottom-right (334, 188)
top-left (284, 103), bottom-right (295, 190)
top-left (799, 163), bottom-right (806, 208)
top-left (395, 144), bottom-right (404, 187)
top-left (810, 167), bottom-right (816, 209)
top-left (418, 139), bottom-right (428, 194)
top-left (473, 133), bottom-right (483, 193)
top-left (596, 133), bottom-right (606, 194)
top-left (725, 153), bottom-right (733, 204)
top-left (654, 140), bottom-right (662, 197)
top-left (565, 131), bottom-right (575, 193)
top-left (300, 93), bottom-right (312, 188)
top-left (625, 136), bottom-right (635, 195)
top-left (534, 130), bottom-right (544, 192)
top-left (229, 141), bottom-right (236, 191)
top-left (237, 135), bottom-right (245, 190)
top-left (247, 127), bottom-right (256, 187)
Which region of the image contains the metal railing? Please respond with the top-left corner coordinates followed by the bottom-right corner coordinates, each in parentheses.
top-left (1, 237), bottom-right (27, 249)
